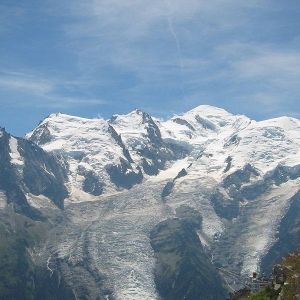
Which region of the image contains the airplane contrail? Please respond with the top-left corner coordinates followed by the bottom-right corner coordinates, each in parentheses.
top-left (166, 0), bottom-right (187, 106)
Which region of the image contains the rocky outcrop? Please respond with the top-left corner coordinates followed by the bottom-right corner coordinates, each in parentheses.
top-left (110, 110), bottom-right (189, 176)
top-left (106, 158), bottom-right (143, 189)
top-left (18, 138), bottom-right (68, 209)
top-left (150, 218), bottom-right (227, 300)
top-left (161, 168), bottom-right (188, 201)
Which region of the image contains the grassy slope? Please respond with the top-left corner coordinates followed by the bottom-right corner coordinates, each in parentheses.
top-left (246, 287), bottom-right (270, 300)
top-left (246, 250), bottom-right (300, 300)
top-left (280, 250), bottom-right (300, 299)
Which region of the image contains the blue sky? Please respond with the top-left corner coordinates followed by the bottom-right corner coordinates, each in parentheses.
top-left (1, 0), bottom-right (300, 137)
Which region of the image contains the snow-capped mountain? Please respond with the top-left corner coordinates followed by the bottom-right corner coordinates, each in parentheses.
top-left (2, 105), bottom-right (300, 299)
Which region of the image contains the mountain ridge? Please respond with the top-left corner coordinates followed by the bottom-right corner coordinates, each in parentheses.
top-left (26, 105), bottom-right (300, 199)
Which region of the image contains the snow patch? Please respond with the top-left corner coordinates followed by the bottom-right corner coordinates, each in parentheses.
top-left (9, 137), bottom-right (24, 167)
top-left (27, 193), bottom-right (60, 211)
top-left (0, 190), bottom-right (7, 209)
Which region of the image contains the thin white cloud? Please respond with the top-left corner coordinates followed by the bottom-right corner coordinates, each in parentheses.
top-left (64, 98), bottom-right (106, 105)
top-left (215, 42), bottom-right (300, 79)
top-left (215, 43), bottom-right (300, 98)
top-left (235, 52), bottom-right (300, 80)
top-left (0, 70), bottom-right (106, 108)
top-left (0, 76), bottom-right (54, 95)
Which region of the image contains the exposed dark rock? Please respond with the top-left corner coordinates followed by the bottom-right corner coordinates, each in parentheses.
top-left (0, 127), bottom-right (69, 219)
top-left (141, 158), bottom-right (160, 175)
top-left (162, 169), bottom-right (188, 200)
top-left (108, 110), bottom-right (190, 176)
top-left (222, 164), bottom-right (259, 189)
top-left (174, 168), bottom-right (188, 180)
top-left (0, 131), bottom-right (45, 220)
top-left (211, 164), bottom-right (260, 220)
top-left (108, 125), bottom-right (133, 163)
top-left (106, 159), bottom-right (143, 189)
top-left (273, 265), bottom-right (289, 284)
top-left (150, 218), bottom-right (227, 300)
top-left (265, 165), bottom-right (300, 186)
top-left (18, 139), bottom-right (68, 210)
top-left (237, 165), bottom-right (300, 207)
top-left (224, 156), bottom-right (232, 173)
top-left (224, 135), bottom-right (241, 148)
top-left (145, 116), bottom-right (162, 141)
top-left (195, 115), bottom-right (216, 131)
top-left (138, 140), bottom-right (188, 176)
top-left (161, 181), bottom-right (174, 200)
top-left (27, 123), bottom-right (52, 145)
top-left (172, 118), bottom-right (196, 131)
top-left (166, 142), bottom-right (189, 160)
top-left (240, 181), bottom-right (269, 200)
top-left (83, 172), bottom-right (104, 196)
top-left (269, 166), bottom-right (290, 186)
top-left (175, 205), bottom-right (203, 229)
top-left (138, 147), bottom-right (165, 173)
top-left (214, 163), bottom-right (300, 222)
top-left (211, 189), bottom-right (240, 220)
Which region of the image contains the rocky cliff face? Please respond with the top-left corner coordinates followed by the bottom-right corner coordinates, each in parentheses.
top-left (0, 127), bottom-right (68, 219)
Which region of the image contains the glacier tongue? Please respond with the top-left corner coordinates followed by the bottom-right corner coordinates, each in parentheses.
top-left (47, 179), bottom-right (175, 299)
top-left (9, 136), bottom-right (24, 169)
